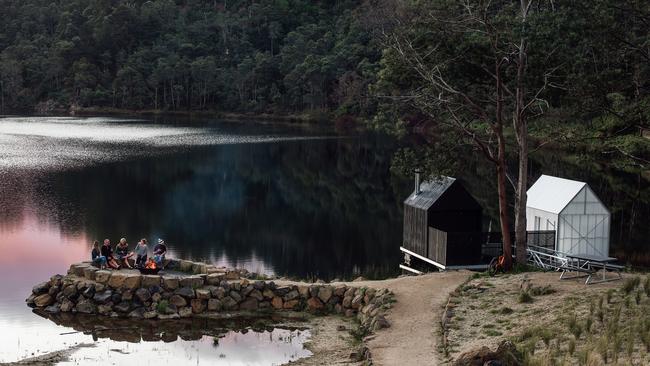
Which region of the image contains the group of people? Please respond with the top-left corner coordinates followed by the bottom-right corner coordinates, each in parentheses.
top-left (91, 238), bottom-right (167, 270)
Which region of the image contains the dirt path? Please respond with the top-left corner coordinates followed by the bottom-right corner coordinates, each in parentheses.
top-left (343, 271), bottom-right (471, 366)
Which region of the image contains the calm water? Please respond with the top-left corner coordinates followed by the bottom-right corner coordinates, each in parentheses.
top-left (0, 115), bottom-right (647, 363)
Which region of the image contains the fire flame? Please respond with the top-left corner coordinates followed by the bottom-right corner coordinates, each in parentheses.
top-left (144, 259), bottom-right (157, 269)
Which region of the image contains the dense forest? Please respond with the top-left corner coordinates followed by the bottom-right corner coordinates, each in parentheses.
top-left (0, 0), bottom-right (648, 152)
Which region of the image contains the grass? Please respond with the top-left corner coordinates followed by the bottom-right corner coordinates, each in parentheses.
top-left (156, 299), bottom-right (169, 313)
top-left (518, 291), bottom-right (533, 303)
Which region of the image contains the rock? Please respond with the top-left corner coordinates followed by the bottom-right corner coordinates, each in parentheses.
top-left (60, 299), bottom-right (74, 312)
top-left (111, 293), bottom-right (122, 304)
top-left (452, 340), bottom-right (521, 366)
top-left (108, 272), bottom-right (142, 290)
top-left (83, 267), bottom-right (98, 281)
top-left (190, 299), bottom-right (206, 313)
top-left (343, 296), bottom-right (353, 308)
top-left (158, 313), bottom-right (180, 320)
top-left (221, 296), bottom-right (238, 310)
top-left (76, 299), bottom-right (97, 314)
top-left (62, 285), bottom-right (78, 299)
top-left (334, 285), bottom-right (347, 297)
top-left (283, 290), bottom-right (299, 302)
top-left (335, 304), bottom-right (343, 314)
top-left (249, 289), bottom-right (264, 301)
top-left (345, 309), bottom-right (356, 317)
top-left (34, 294), bottom-right (54, 307)
top-left (32, 282), bottom-right (50, 295)
top-left (337, 325), bottom-right (347, 331)
top-left (224, 271), bottom-right (240, 280)
top-left (351, 294), bottom-right (363, 309)
top-left (206, 273), bottom-right (223, 285)
top-left (364, 289), bottom-right (376, 304)
top-left (49, 275), bottom-right (63, 287)
top-left (48, 286), bottom-right (60, 297)
top-left (152, 292), bottom-right (162, 303)
top-left (128, 308), bottom-right (146, 319)
top-left (135, 288), bottom-right (152, 302)
top-left (179, 307), bottom-right (193, 318)
top-left (353, 276), bottom-right (366, 282)
top-left (70, 263), bottom-right (91, 277)
top-left (241, 286), bottom-right (254, 297)
top-left (207, 299), bottom-right (222, 311)
top-left (283, 299), bottom-right (300, 310)
top-left (93, 290), bottom-right (113, 304)
top-left (95, 284), bottom-right (106, 292)
top-left (344, 287), bottom-right (356, 298)
top-left (45, 304), bottom-right (60, 314)
top-left (239, 298), bottom-right (258, 311)
top-left (169, 295), bottom-right (188, 308)
top-left (271, 297), bottom-right (284, 309)
top-left (318, 287), bottom-right (333, 303)
top-left (174, 287), bottom-right (196, 299)
top-left (162, 276), bottom-right (180, 290)
top-left (192, 262), bottom-right (207, 274)
top-left (141, 275), bottom-right (161, 288)
top-left (263, 289), bottom-right (275, 299)
top-left (211, 287), bottom-right (226, 299)
top-left (230, 282), bottom-right (241, 291)
top-left (98, 305), bottom-right (113, 315)
top-left (122, 290), bottom-right (133, 301)
top-left (179, 260), bottom-right (194, 272)
top-left (94, 270), bottom-right (112, 284)
top-left (259, 301), bottom-right (271, 310)
top-left (144, 311), bottom-right (158, 319)
top-left (179, 276), bottom-right (204, 288)
top-left (82, 285), bottom-right (95, 298)
top-left (149, 285), bottom-right (163, 294)
top-left (114, 301), bottom-right (132, 313)
top-left (229, 291), bottom-right (242, 303)
top-left (307, 297), bottom-right (324, 311)
top-left (196, 289), bottom-right (211, 300)
top-left (371, 315), bottom-right (390, 331)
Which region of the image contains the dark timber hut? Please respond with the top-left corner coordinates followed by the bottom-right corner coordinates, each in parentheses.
top-left (401, 174), bottom-right (483, 271)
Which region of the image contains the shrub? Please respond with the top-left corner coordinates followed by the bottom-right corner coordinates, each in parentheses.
top-left (519, 291), bottom-right (533, 304)
top-left (529, 285), bottom-right (556, 296)
top-left (568, 338), bottom-right (576, 355)
top-left (156, 299), bottom-right (169, 313)
top-left (622, 276), bottom-right (640, 295)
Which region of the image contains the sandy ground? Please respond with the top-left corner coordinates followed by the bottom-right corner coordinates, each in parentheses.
top-left (0, 344), bottom-right (95, 366)
top-left (338, 271), bottom-right (471, 366)
top-left (291, 316), bottom-right (364, 366)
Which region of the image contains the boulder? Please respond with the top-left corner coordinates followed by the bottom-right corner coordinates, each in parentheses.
top-left (141, 275), bottom-right (161, 288)
top-left (179, 275), bottom-right (204, 288)
top-left (135, 288), bottom-right (152, 302)
top-left (34, 294), bottom-right (54, 307)
top-left (196, 289), bottom-right (211, 300)
top-left (143, 311), bottom-right (158, 319)
top-left (121, 290), bottom-right (133, 301)
top-left (45, 304), bottom-right (60, 314)
top-left (152, 293), bottom-right (162, 303)
top-left (179, 260), bottom-right (194, 272)
top-left (283, 299), bottom-right (300, 310)
top-left (169, 295), bottom-right (188, 308)
top-left (114, 301), bottom-right (132, 313)
top-left (48, 286), bottom-right (60, 297)
top-left (49, 275), bottom-right (63, 288)
top-left (351, 294), bottom-right (363, 309)
top-left (82, 286), bottom-right (95, 298)
top-left (210, 287), bottom-right (226, 299)
top-left (307, 297), bottom-right (324, 311)
top-left (190, 299), bottom-right (206, 314)
top-left (371, 315), bottom-right (391, 331)
top-left (162, 276), bottom-right (180, 290)
top-left (94, 270), bottom-right (112, 284)
top-left (207, 299), bottom-right (222, 311)
top-left (283, 290), bottom-right (300, 302)
top-left (71, 263), bottom-right (91, 277)
top-left (241, 286), bottom-right (254, 297)
top-left (191, 262), bottom-right (207, 274)
top-left (98, 305), bottom-right (113, 315)
top-left (128, 308), bottom-right (146, 319)
top-left (271, 297), bottom-right (283, 309)
top-left (174, 287), bottom-right (195, 299)
top-left (95, 284), bottom-right (106, 292)
top-left (229, 291), bottom-right (242, 303)
top-left (83, 267), bottom-right (98, 281)
top-left (93, 290), bottom-right (113, 304)
top-left (60, 299), bottom-right (74, 312)
top-left (224, 271), bottom-right (240, 280)
top-left (334, 285), bottom-right (347, 297)
top-left (298, 286), bottom-right (310, 299)
top-left (76, 299), bottom-right (97, 314)
top-left (158, 313), bottom-right (180, 320)
top-left (318, 287), bottom-right (333, 303)
top-left (262, 289), bottom-right (275, 299)
top-left (179, 307), bottom-right (193, 318)
top-left (221, 296), bottom-right (238, 310)
top-left (342, 296), bottom-right (353, 308)
top-left (249, 289), bottom-right (264, 301)
top-left (309, 286), bottom-right (320, 298)
top-left (62, 285), bottom-right (78, 299)
top-left (206, 273), bottom-right (224, 286)
top-left (107, 272), bottom-right (127, 289)
top-left (239, 298), bottom-right (258, 311)
top-left (111, 293), bottom-right (122, 304)
top-left (32, 282), bottom-right (50, 295)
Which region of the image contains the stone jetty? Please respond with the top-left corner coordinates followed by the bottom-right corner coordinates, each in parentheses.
top-left (26, 260), bottom-right (394, 332)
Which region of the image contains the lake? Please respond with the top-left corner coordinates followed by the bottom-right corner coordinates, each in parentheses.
top-left (0, 115), bottom-right (647, 364)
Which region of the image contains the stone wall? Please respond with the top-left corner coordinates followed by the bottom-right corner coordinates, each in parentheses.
top-left (26, 262), bottom-right (394, 332)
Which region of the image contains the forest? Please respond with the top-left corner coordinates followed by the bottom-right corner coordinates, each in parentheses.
top-left (0, 0), bottom-right (647, 149)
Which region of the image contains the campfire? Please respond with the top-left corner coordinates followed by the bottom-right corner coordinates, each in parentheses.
top-left (139, 259), bottom-right (162, 274)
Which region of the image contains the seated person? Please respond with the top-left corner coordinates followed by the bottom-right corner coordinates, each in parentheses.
top-left (115, 238), bottom-right (134, 269)
top-left (91, 240), bottom-right (107, 269)
top-left (134, 239), bottom-right (149, 268)
top-left (153, 239), bottom-right (167, 267)
top-left (101, 239), bottom-right (120, 269)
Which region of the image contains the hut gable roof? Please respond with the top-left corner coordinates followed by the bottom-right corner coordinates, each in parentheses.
top-left (404, 176), bottom-right (457, 210)
top-left (526, 174), bottom-right (587, 214)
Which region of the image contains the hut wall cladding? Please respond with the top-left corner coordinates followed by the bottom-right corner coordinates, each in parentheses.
top-left (403, 204), bottom-right (428, 257)
top-left (427, 227), bottom-right (447, 265)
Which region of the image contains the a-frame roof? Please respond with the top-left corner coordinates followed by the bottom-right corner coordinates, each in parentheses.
top-left (527, 174), bottom-right (587, 214)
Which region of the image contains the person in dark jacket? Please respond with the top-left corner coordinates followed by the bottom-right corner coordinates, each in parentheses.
top-left (91, 240), bottom-right (107, 269)
top-left (101, 238), bottom-right (120, 269)
top-left (153, 239), bottom-right (167, 267)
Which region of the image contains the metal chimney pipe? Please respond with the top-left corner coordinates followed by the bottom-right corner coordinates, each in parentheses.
top-left (414, 170), bottom-right (421, 195)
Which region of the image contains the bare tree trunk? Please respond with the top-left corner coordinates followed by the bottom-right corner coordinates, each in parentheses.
top-left (497, 130), bottom-right (513, 270)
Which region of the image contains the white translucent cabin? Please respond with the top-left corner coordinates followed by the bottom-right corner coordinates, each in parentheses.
top-left (526, 175), bottom-right (610, 256)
